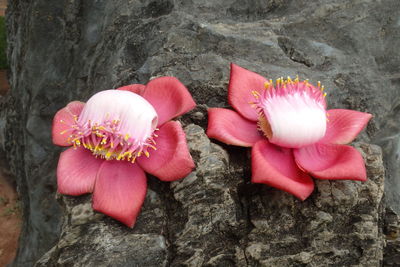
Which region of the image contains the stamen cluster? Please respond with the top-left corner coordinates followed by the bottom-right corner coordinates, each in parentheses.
top-left (61, 116), bottom-right (157, 163)
top-left (249, 76), bottom-right (328, 148)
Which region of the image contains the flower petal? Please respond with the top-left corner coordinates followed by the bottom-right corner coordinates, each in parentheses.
top-left (117, 84), bottom-right (146, 95)
top-left (228, 63), bottom-right (267, 121)
top-left (93, 161), bottom-right (147, 227)
top-left (320, 109), bottom-right (372, 144)
top-left (57, 146), bottom-right (103, 195)
top-left (52, 101), bottom-right (85, 146)
top-left (207, 108), bottom-right (263, 147)
top-left (294, 143), bottom-right (367, 181)
top-left (142, 77), bottom-right (196, 126)
top-left (251, 140), bottom-right (315, 200)
top-left (137, 121), bottom-right (194, 181)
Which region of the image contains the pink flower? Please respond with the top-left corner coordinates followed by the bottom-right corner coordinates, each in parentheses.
top-left (52, 77), bottom-right (196, 227)
top-left (207, 64), bottom-right (372, 200)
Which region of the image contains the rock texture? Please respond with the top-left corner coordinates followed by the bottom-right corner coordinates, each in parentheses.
top-left (35, 127), bottom-right (385, 266)
top-left (2, 0), bottom-right (400, 266)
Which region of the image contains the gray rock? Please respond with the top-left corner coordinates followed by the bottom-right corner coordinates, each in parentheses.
top-left (384, 207), bottom-right (400, 266)
top-left (2, 0), bottom-right (400, 265)
top-left (245, 143), bottom-right (385, 266)
top-left (35, 128), bottom-right (386, 267)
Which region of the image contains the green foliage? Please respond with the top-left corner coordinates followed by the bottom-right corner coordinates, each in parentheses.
top-left (0, 16), bottom-right (7, 69)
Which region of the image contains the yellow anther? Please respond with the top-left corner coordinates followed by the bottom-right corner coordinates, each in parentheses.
top-left (60, 130), bottom-right (68, 135)
top-left (317, 81), bottom-right (321, 88)
top-left (131, 156), bottom-right (137, 163)
top-left (321, 85), bottom-right (325, 91)
top-left (323, 92), bottom-right (327, 97)
top-left (124, 134), bottom-right (130, 141)
top-left (144, 151), bottom-right (150, 158)
top-left (123, 151), bottom-right (132, 158)
top-left (251, 91), bottom-right (260, 98)
top-left (149, 145), bottom-right (157, 150)
top-left (110, 142), bottom-right (114, 148)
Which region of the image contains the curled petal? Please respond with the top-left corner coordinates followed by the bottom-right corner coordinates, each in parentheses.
top-left (320, 109), bottom-right (372, 144)
top-left (294, 143), bottom-right (367, 181)
top-left (138, 121), bottom-right (195, 181)
top-left (207, 108), bottom-right (263, 147)
top-left (142, 77), bottom-right (196, 126)
top-left (117, 84), bottom-right (146, 95)
top-left (93, 161), bottom-right (147, 227)
top-left (52, 101), bottom-right (85, 146)
top-left (251, 140), bottom-right (315, 200)
top-left (228, 63), bottom-right (267, 121)
top-left (57, 147), bottom-right (103, 196)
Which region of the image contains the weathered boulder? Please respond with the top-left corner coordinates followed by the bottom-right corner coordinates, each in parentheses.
top-left (2, 0), bottom-right (400, 266)
top-left (35, 126), bottom-right (386, 266)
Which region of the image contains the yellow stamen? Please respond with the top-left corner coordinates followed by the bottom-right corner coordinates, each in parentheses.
top-left (252, 91), bottom-right (260, 98)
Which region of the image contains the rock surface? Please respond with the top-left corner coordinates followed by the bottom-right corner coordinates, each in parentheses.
top-left (2, 0), bottom-right (400, 266)
top-left (35, 127), bottom-right (385, 266)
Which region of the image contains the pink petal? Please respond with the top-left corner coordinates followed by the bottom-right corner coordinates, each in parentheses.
top-left (117, 84), bottom-right (146, 95)
top-left (294, 143), bottom-right (367, 181)
top-left (251, 140), bottom-right (315, 200)
top-left (93, 161), bottom-right (147, 227)
top-left (57, 147), bottom-right (103, 196)
top-left (228, 63), bottom-right (268, 121)
top-left (52, 101), bottom-right (85, 146)
top-left (138, 121), bottom-right (195, 181)
top-left (207, 108), bottom-right (264, 147)
top-left (142, 77), bottom-right (196, 126)
top-left (320, 109), bottom-right (372, 144)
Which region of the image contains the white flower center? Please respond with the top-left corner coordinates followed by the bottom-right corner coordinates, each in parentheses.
top-left (262, 92), bottom-right (326, 148)
top-left (67, 90), bottom-right (159, 162)
top-left (252, 78), bottom-right (327, 148)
